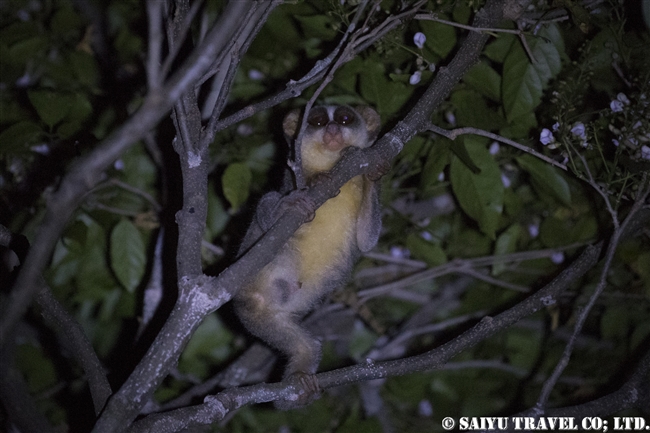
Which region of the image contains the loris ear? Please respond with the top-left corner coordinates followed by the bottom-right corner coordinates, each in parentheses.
top-left (282, 109), bottom-right (301, 138)
top-left (354, 106), bottom-right (381, 141)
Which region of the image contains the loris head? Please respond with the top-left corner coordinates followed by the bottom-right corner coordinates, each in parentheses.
top-left (283, 105), bottom-right (381, 174)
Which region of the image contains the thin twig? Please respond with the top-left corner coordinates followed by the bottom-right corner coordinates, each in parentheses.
top-left (146, 0), bottom-right (163, 89)
top-left (290, 0), bottom-right (372, 188)
top-left (428, 123), bottom-right (568, 171)
top-left (160, 0), bottom-right (203, 80)
top-left (415, 12), bottom-right (524, 35)
top-left (358, 243), bottom-right (586, 301)
top-left (534, 178), bottom-right (650, 411)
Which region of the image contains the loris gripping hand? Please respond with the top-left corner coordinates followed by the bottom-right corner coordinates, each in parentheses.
top-left (234, 105), bottom-right (384, 409)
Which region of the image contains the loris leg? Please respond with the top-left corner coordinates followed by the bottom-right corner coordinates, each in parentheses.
top-left (270, 312), bottom-right (322, 410)
top-left (234, 291), bottom-right (322, 409)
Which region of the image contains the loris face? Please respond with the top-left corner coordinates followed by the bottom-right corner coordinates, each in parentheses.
top-left (303, 106), bottom-right (372, 152)
top-left (295, 105), bottom-right (378, 174)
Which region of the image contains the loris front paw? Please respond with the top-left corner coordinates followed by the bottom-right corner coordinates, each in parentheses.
top-left (274, 372), bottom-right (321, 410)
top-left (279, 189), bottom-right (317, 223)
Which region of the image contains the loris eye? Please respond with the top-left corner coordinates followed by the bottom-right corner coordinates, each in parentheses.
top-left (334, 107), bottom-right (356, 125)
top-left (307, 109), bottom-right (329, 127)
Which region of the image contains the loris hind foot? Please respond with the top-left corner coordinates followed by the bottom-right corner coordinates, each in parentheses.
top-left (274, 372), bottom-right (322, 410)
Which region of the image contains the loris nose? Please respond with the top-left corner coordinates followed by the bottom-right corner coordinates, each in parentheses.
top-left (323, 124), bottom-right (345, 151)
top-left (325, 122), bottom-right (339, 133)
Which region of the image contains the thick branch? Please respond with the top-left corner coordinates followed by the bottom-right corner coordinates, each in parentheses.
top-left (0, 0), bottom-right (258, 349)
top-left (36, 287), bottom-right (112, 415)
top-left (129, 243), bottom-right (601, 431)
top-left (92, 276), bottom-right (227, 433)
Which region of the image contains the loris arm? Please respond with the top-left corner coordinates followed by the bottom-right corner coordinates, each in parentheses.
top-left (357, 176), bottom-right (382, 253)
top-left (237, 191), bottom-right (283, 256)
top-left (238, 188), bottom-right (317, 256)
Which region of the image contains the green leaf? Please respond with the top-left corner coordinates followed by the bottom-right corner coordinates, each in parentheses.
top-left (492, 224), bottom-right (521, 275)
top-left (121, 145), bottom-right (157, 191)
top-left (56, 93), bottom-right (93, 138)
top-left (179, 314), bottom-right (234, 378)
top-left (0, 21), bottom-right (39, 46)
top-left (348, 324), bottom-right (377, 361)
top-left (50, 7), bottom-right (82, 38)
top-left (451, 89), bottom-right (505, 131)
top-left (484, 34), bottom-right (516, 63)
top-left (600, 306), bottom-right (629, 341)
top-left (15, 345), bottom-right (58, 393)
top-left (206, 191), bottom-right (229, 237)
top-left (110, 219), bottom-right (146, 293)
top-left (8, 36), bottom-right (48, 66)
top-left (359, 59), bottom-right (412, 115)
top-left (27, 90), bottom-right (72, 128)
top-left (450, 140), bottom-right (480, 174)
top-left (0, 121), bottom-right (43, 153)
top-left (69, 51), bottom-right (99, 89)
top-left (450, 138), bottom-right (504, 239)
top-left (631, 320), bottom-right (650, 351)
top-left (294, 14), bottom-right (337, 40)
top-left (517, 155), bottom-right (571, 205)
top-left (406, 233), bottom-right (447, 266)
top-left (499, 112), bottom-right (538, 139)
top-left (222, 162), bottom-right (252, 211)
top-left (502, 24), bottom-right (563, 122)
top-left (76, 246), bottom-right (116, 301)
top-left (247, 141), bottom-right (276, 173)
top-left (463, 61), bottom-right (501, 102)
top-left (420, 140), bottom-right (451, 191)
top-left (506, 329), bottom-right (540, 369)
top-left (420, 18), bottom-right (457, 58)
top-left (538, 214), bottom-right (595, 248)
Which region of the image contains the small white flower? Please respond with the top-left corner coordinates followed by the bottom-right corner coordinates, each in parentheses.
top-left (237, 123), bottom-right (253, 136)
top-left (551, 252), bottom-right (565, 264)
top-left (641, 145), bottom-right (650, 160)
top-left (501, 173), bottom-right (511, 188)
top-left (540, 128), bottom-right (555, 145)
top-left (409, 70), bottom-right (422, 85)
top-left (418, 400), bottom-right (433, 417)
top-left (610, 99), bottom-right (624, 113)
top-left (17, 9), bottom-right (30, 21)
top-left (489, 141), bottom-right (500, 155)
top-left (429, 63), bottom-right (436, 72)
top-left (445, 111), bottom-right (456, 126)
top-left (16, 73), bottom-right (32, 88)
top-left (248, 69), bottom-right (264, 80)
top-left (570, 122), bottom-right (586, 139)
top-left (617, 93), bottom-right (630, 105)
top-left (390, 246), bottom-right (410, 258)
top-left (31, 144), bottom-right (50, 155)
top-left (413, 32), bottom-right (426, 49)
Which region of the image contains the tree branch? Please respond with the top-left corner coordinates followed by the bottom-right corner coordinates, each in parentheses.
top-left (128, 242), bottom-right (601, 431)
top-left (0, 0), bottom-right (261, 349)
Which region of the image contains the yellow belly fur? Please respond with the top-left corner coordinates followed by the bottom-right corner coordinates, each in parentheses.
top-left (292, 175), bottom-right (363, 288)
